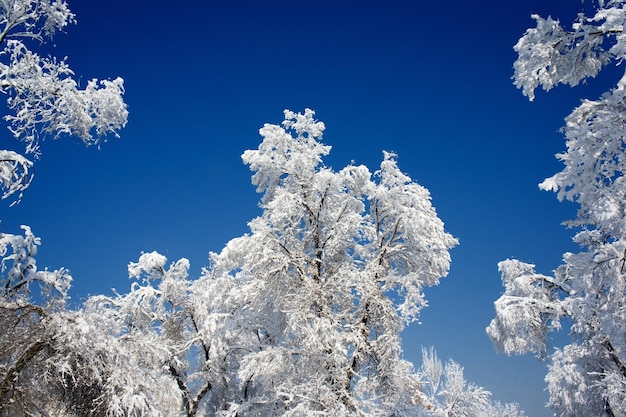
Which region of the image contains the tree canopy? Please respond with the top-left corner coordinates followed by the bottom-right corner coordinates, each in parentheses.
top-left (489, 1), bottom-right (626, 415)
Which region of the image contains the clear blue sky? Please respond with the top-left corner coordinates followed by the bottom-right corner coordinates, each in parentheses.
top-left (2, 1), bottom-right (618, 415)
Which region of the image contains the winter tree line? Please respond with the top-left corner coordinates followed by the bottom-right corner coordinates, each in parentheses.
top-left (0, 0), bottom-right (624, 416)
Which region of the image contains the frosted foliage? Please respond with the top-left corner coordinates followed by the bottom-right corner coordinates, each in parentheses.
top-left (2, 40), bottom-right (128, 154)
top-left (0, 225), bottom-right (79, 417)
top-left (540, 75), bottom-right (626, 236)
top-left (50, 109), bottom-right (520, 416)
top-left (418, 347), bottom-right (526, 417)
top-left (64, 250), bottom-right (258, 417)
top-left (0, 0), bottom-right (127, 202)
top-left (213, 108), bottom-right (459, 416)
top-left (42, 308), bottom-right (177, 417)
top-left (0, 225), bottom-right (71, 302)
top-left (487, 260), bottom-right (564, 357)
top-left (514, 14), bottom-right (608, 101)
top-left (546, 343), bottom-right (626, 416)
top-left (0, 0), bottom-right (75, 41)
top-left (0, 149), bottom-right (31, 204)
top-left (242, 108), bottom-right (330, 202)
top-left (373, 151), bottom-right (458, 320)
top-left (0, 109), bottom-right (520, 415)
top-left (513, 4), bottom-right (626, 101)
top-left (164, 108), bottom-right (523, 417)
top-left (0, 250), bottom-right (197, 416)
top-left (491, 1), bottom-right (626, 416)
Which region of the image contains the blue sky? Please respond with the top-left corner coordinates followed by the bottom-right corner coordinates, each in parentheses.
top-left (2, 1), bottom-right (619, 415)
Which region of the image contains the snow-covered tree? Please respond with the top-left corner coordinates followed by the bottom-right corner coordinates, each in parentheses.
top-left (81, 109), bottom-right (524, 416)
top-left (209, 108), bottom-right (458, 416)
top-left (0, 226), bottom-right (72, 415)
top-left (68, 249), bottom-right (252, 417)
top-left (0, 1), bottom-right (127, 415)
top-left (418, 347), bottom-right (526, 417)
top-left (82, 108), bottom-right (459, 416)
top-left (488, 2), bottom-right (626, 415)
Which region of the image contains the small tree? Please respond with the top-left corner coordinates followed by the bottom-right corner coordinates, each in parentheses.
top-left (418, 347), bottom-right (526, 417)
top-left (488, 2), bottom-right (626, 415)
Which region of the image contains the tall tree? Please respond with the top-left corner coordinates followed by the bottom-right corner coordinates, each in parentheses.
top-left (213, 108), bottom-right (459, 416)
top-left (84, 108), bottom-right (459, 416)
top-left (488, 2), bottom-right (626, 415)
top-left (87, 109), bottom-right (524, 416)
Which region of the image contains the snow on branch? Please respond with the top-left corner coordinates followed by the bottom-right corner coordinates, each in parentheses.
top-left (513, 9), bottom-right (625, 100)
top-left (0, 225), bottom-right (72, 302)
top-left (0, 0), bottom-right (127, 201)
top-left (0, 0), bottom-right (75, 44)
top-left (0, 149), bottom-right (31, 203)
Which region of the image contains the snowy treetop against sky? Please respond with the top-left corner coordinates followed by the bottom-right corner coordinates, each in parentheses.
top-left (1, 101), bottom-right (524, 415)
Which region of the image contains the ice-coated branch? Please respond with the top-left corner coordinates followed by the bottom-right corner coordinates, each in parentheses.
top-left (418, 347), bottom-right (526, 416)
top-left (0, 0), bottom-right (75, 45)
top-left (1, 39), bottom-right (128, 155)
top-left (513, 5), bottom-right (626, 101)
top-left (0, 149), bottom-right (32, 203)
top-left (0, 225), bottom-right (72, 302)
top-left (0, 0), bottom-right (127, 203)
